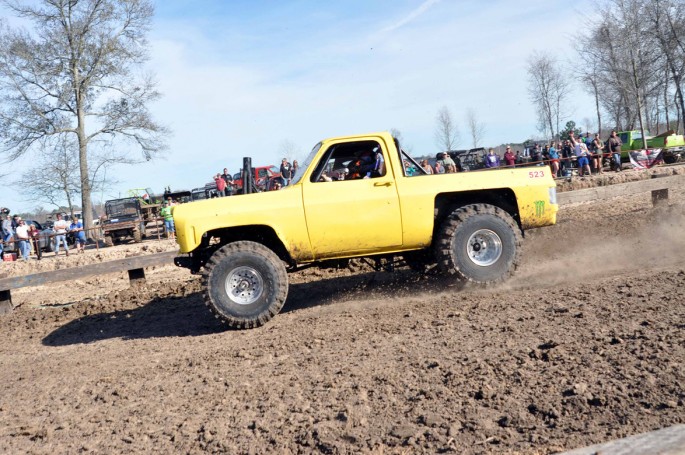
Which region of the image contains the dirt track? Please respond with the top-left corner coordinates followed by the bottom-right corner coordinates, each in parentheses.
top-left (0, 170), bottom-right (684, 454)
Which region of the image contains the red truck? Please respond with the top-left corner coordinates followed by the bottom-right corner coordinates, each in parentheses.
top-left (231, 165), bottom-right (282, 193)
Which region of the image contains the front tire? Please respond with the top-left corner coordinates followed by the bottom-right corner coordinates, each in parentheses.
top-left (203, 241), bottom-right (288, 329)
top-left (435, 204), bottom-right (522, 285)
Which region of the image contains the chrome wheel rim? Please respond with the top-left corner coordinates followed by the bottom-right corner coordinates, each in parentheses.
top-left (466, 229), bottom-right (502, 266)
top-left (225, 266), bottom-right (264, 305)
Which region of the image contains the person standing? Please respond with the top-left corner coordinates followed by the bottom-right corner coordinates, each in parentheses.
top-left (420, 159), bottom-right (434, 174)
top-left (292, 160), bottom-right (299, 180)
top-left (53, 213), bottom-right (69, 256)
top-left (28, 223), bottom-right (42, 260)
top-left (561, 140), bottom-right (573, 176)
top-left (15, 218), bottom-right (30, 261)
top-left (221, 168), bottom-right (234, 196)
top-left (69, 217), bottom-right (86, 253)
top-left (592, 133), bottom-right (605, 174)
top-left (504, 147), bottom-right (516, 167)
top-left (531, 144), bottom-right (542, 165)
top-left (433, 161), bottom-right (445, 174)
top-left (548, 142), bottom-right (560, 177)
top-left (608, 131), bottom-right (622, 172)
top-left (1, 214), bottom-right (13, 257)
top-left (160, 201), bottom-right (175, 239)
top-left (439, 153), bottom-right (457, 173)
top-left (280, 158), bottom-right (293, 186)
top-left (214, 173), bottom-right (227, 197)
top-left (485, 149), bottom-right (500, 168)
top-left (570, 131), bottom-right (592, 177)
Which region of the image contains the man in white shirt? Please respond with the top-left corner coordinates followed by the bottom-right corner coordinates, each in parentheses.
top-left (53, 213), bottom-right (69, 256)
top-left (14, 218), bottom-right (30, 260)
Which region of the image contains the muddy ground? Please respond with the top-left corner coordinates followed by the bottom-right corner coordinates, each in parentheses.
top-left (0, 167), bottom-right (683, 454)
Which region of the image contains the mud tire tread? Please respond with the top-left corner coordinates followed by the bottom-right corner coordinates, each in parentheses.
top-left (434, 203), bottom-right (522, 286)
top-left (202, 241), bottom-right (288, 329)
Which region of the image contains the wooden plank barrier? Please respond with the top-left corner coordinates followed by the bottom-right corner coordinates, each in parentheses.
top-left (557, 173), bottom-right (683, 206)
top-left (0, 250), bottom-right (177, 314)
top-left (560, 424), bottom-right (685, 454)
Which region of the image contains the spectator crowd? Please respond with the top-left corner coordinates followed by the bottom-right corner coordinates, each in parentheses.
top-left (0, 212), bottom-right (87, 262)
top-left (450, 131), bottom-right (625, 178)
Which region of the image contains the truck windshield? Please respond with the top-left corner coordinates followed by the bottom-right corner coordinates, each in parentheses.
top-left (106, 199), bottom-right (139, 217)
top-left (290, 142), bottom-right (322, 185)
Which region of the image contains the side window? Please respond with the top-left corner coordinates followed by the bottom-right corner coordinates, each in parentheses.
top-left (258, 169), bottom-right (268, 179)
top-left (311, 140), bottom-right (387, 182)
top-left (619, 133), bottom-right (629, 144)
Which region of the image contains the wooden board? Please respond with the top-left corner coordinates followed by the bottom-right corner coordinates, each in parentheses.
top-left (0, 250), bottom-right (178, 292)
top-left (560, 424), bottom-right (685, 454)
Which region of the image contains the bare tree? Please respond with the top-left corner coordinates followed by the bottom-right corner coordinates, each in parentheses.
top-left (575, 37), bottom-right (605, 136)
top-left (526, 51), bottom-right (571, 141)
top-left (279, 139), bottom-right (301, 160)
top-left (577, 0), bottom-right (667, 143)
top-left (434, 106), bottom-right (460, 151)
top-left (647, 0), bottom-right (685, 133)
top-left (465, 108), bottom-right (486, 148)
top-left (14, 136), bottom-right (118, 215)
top-left (0, 0), bottom-right (169, 232)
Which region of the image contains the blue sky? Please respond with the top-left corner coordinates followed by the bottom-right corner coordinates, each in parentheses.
top-left (6, 0), bottom-right (596, 211)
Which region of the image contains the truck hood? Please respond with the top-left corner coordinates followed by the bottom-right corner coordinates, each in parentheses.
top-left (172, 185), bottom-right (307, 254)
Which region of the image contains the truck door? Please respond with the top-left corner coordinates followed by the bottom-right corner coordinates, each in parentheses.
top-left (302, 139), bottom-right (403, 258)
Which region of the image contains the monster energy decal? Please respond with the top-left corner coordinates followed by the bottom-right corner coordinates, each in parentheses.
top-left (534, 200), bottom-right (545, 217)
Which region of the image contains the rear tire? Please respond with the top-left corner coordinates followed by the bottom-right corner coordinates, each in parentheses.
top-left (133, 229), bottom-right (142, 243)
top-left (435, 204), bottom-right (521, 285)
top-left (203, 241), bottom-right (288, 329)
top-left (103, 235), bottom-right (113, 247)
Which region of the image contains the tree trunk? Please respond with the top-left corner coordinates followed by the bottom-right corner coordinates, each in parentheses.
top-left (77, 108), bottom-right (92, 238)
top-left (593, 81), bottom-right (602, 136)
top-left (664, 69), bottom-right (670, 131)
top-left (631, 49), bottom-right (649, 149)
top-left (675, 79), bottom-right (685, 134)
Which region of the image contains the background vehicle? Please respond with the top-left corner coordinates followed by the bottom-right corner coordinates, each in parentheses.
top-left (191, 187), bottom-right (209, 201)
top-left (232, 165), bottom-right (282, 193)
top-left (163, 189), bottom-right (192, 204)
top-left (618, 130), bottom-right (685, 163)
top-left (173, 131), bottom-right (558, 329)
top-left (444, 148), bottom-right (487, 171)
top-left (101, 198), bottom-right (147, 246)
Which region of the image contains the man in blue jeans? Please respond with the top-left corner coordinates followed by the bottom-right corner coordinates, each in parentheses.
top-left (608, 130), bottom-right (623, 172)
top-left (14, 218), bottom-right (30, 260)
top-left (53, 213), bottom-right (69, 256)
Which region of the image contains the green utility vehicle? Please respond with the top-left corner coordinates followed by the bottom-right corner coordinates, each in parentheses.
top-left (618, 130), bottom-right (685, 163)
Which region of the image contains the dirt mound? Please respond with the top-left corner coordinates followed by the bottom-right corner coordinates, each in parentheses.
top-left (0, 179), bottom-right (683, 454)
top-left (555, 163), bottom-right (685, 192)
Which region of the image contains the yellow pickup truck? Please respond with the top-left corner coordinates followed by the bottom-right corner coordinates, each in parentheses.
top-left (173, 132), bottom-right (558, 328)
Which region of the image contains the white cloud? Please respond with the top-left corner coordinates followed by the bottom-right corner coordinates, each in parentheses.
top-left (379, 0), bottom-right (442, 34)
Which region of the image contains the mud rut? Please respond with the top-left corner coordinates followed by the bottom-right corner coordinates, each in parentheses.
top-left (0, 177), bottom-right (683, 454)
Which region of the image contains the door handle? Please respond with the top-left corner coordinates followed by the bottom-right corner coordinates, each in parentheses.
top-left (374, 182), bottom-right (392, 187)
